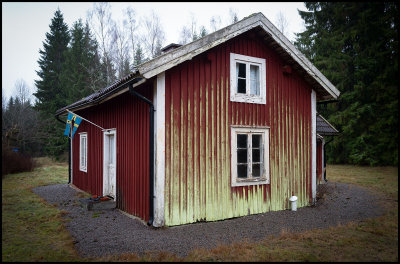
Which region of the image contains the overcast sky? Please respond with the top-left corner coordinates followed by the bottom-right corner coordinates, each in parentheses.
top-left (2, 2), bottom-right (307, 102)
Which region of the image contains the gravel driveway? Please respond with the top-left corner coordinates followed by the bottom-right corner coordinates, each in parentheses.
top-left (32, 182), bottom-right (385, 258)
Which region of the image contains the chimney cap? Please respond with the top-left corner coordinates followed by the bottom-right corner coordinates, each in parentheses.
top-left (161, 43), bottom-right (182, 53)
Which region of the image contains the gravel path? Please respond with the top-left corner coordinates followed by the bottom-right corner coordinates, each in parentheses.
top-left (32, 182), bottom-right (385, 258)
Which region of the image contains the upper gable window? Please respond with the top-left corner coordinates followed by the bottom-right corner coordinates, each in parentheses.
top-left (230, 53), bottom-right (266, 104)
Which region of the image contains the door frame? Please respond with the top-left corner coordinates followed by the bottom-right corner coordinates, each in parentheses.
top-left (103, 128), bottom-right (117, 200)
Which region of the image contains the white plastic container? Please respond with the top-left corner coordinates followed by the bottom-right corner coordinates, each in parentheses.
top-left (289, 196), bottom-right (298, 211)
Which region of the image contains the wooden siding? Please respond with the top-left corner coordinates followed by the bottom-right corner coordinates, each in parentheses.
top-left (72, 84), bottom-right (152, 222)
top-left (164, 33), bottom-right (312, 226)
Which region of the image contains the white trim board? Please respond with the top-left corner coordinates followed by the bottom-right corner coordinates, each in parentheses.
top-left (103, 129), bottom-right (117, 200)
top-left (311, 90), bottom-right (317, 204)
top-left (153, 72), bottom-right (166, 227)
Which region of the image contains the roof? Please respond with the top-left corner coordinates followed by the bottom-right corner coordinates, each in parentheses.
top-left (55, 73), bottom-right (143, 115)
top-left (56, 12), bottom-right (340, 116)
top-left (316, 114), bottom-right (339, 136)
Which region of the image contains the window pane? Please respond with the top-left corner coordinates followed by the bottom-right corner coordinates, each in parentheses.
top-left (252, 149), bottom-right (260, 162)
top-left (250, 65), bottom-right (260, 95)
top-left (109, 135), bottom-right (114, 164)
top-left (252, 164), bottom-right (261, 177)
top-left (236, 62), bottom-right (246, 78)
top-left (237, 78), bottom-right (246, 94)
top-left (252, 135), bottom-right (261, 148)
top-left (237, 134), bottom-right (247, 148)
top-left (237, 164), bottom-right (247, 178)
top-left (237, 149), bottom-right (247, 163)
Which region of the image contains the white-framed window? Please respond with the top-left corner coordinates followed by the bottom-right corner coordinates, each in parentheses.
top-left (79, 133), bottom-right (87, 172)
top-left (230, 53), bottom-right (266, 104)
top-left (231, 126), bottom-right (270, 187)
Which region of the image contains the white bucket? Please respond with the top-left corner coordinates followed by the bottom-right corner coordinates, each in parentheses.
top-left (289, 196), bottom-right (298, 211)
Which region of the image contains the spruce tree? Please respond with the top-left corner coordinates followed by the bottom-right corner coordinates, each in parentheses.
top-left (295, 2), bottom-right (398, 165)
top-left (199, 26), bottom-right (208, 38)
top-left (61, 19), bottom-right (102, 105)
top-left (33, 8), bottom-right (70, 158)
top-left (134, 44), bottom-right (145, 67)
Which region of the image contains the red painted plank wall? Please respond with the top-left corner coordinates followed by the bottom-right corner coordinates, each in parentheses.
top-left (164, 31), bottom-right (313, 225)
top-left (71, 84), bottom-right (152, 222)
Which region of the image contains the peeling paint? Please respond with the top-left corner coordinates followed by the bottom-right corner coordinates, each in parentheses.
top-left (164, 34), bottom-right (312, 226)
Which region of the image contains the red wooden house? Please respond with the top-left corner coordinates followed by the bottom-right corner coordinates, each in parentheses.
top-left (56, 13), bottom-right (340, 227)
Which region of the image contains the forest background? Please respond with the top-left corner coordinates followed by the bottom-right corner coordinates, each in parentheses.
top-left (2, 2), bottom-right (398, 173)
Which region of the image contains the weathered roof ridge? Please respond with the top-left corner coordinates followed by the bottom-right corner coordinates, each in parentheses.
top-left (137, 12), bottom-right (340, 99)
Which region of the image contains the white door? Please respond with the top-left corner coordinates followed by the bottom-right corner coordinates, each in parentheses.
top-left (103, 129), bottom-right (116, 199)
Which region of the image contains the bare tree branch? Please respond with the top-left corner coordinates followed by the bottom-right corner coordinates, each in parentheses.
top-left (141, 10), bottom-right (165, 58)
top-left (275, 11), bottom-right (289, 37)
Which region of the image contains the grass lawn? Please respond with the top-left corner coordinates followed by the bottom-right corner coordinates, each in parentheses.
top-left (2, 158), bottom-right (87, 262)
top-left (2, 159), bottom-right (398, 262)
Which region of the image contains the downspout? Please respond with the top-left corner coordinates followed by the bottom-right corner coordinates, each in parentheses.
top-left (323, 137), bottom-right (334, 182)
top-left (128, 83), bottom-right (155, 226)
top-left (56, 115), bottom-right (71, 184)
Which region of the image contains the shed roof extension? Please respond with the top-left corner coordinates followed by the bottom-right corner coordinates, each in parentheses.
top-left (56, 12), bottom-right (340, 116)
top-left (316, 114), bottom-right (339, 136)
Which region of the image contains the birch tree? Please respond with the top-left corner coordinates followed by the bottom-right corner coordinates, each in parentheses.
top-left (275, 11), bottom-right (289, 37)
top-left (124, 6), bottom-right (138, 69)
top-left (111, 19), bottom-right (131, 79)
top-left (210, 15), bottom-right (222, 32)
top-left (141, 10), bottom-right (166, 59)
top-left (87, 2), bottom-right (116, 85)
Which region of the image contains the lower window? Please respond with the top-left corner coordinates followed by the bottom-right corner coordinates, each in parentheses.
top-left (231, 126), bottom-right (269, 187)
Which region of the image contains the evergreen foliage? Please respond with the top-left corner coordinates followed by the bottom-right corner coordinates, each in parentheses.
top-left (295, 2), bottom-right (398, 165)
top-left (199, 26), bottom-right (208, 38)
top-left (60, 19), bottom-right (102, 105)
top-left (33, 9), bottom-right (70, 158)
top-left (133, 44), bottom-right (146, 66)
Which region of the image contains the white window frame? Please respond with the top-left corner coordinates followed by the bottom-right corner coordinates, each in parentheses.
top-left (79, 133), bottom-right (87, 172)
top-left (230, 126), bottom-right (270, 187)
top-left (230, 53), bottom-right (266, 104)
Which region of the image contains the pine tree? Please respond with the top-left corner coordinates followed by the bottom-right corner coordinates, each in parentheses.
top-left (295, 2), bottom-right (398, 165)
top-left (33, 8), bottom-right (70, 158)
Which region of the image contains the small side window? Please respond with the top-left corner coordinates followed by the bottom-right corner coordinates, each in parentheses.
top-left (79, 133), bottom-right (87, 172)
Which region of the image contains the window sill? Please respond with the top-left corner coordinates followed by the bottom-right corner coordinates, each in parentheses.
top-left (232, 177), bottom-right (269, 187)
top-left (230, 94), bottom-right (266, 104)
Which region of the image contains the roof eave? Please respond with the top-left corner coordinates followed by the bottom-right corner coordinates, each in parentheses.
top-left (55, 76), bottom-right (145, 116)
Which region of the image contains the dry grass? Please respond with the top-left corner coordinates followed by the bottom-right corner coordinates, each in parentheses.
top-left (326, 164), bottom-right (398, 198)
top-left (33, 156), bottom-right (68, 168)
top-left (102, 164), bottom-right (399, 262)
top-left (2, 161), bottom-right (398, 262)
